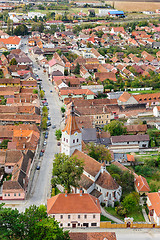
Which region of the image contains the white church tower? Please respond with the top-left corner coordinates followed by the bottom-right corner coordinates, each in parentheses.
top-left (61, 102), bottom-right (82, 156)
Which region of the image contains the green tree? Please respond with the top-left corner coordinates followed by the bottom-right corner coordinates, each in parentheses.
top-left (122, 192), bottom-right (140, 213)
top-left (52, 153), bottom-right (84, 193)
top-left (0, 204), bottom-right (70, 240)
top-left (95, 30), bottom-right (104, 38)
top-left (33, 89), bottom-right (38, 94)
top-left (10, 58), bottom-right (17, 66)
top-left (86, 142), bottom-right (112, 163)
top-left (74, 63), bottom-right (80, 75)
top-left (33, 217), bottom-right (70, 240)
top-left (55, 129), bottom-right (62, 140)
top-left (14, 24), bottom-right (28, 36)
top-left (61, 106), bottom-right (65, 114)
top-left (40, 90), bottom-right (45, 99)
top-left (42, 117), bottom-right (47, 130)
top-left (104, 120), bottom-right (127, 136)
top-left (64, 69), bottom-right (68, 76)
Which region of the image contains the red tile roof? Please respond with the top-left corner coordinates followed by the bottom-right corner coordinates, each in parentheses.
top-left (69, 232), bottom-right (117, 240)
top-left (47, 193), bottom-right (101, 214)
top-left (135, 175), bottom-right (150, 192)
top-left (147, 192), bottom-right (160, 216)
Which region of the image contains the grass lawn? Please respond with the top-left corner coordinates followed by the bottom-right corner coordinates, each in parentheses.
top-left (129, 89), bottom-right (160, 95)
top-left (100, 214), bottom-right (115, 223)
top-left (105, 207), bottom-right (124, 221)
top-left (105, 207), bottom-right (144, 222)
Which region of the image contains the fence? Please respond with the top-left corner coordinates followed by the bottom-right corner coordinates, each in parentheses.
top-left (100, 222), bottom-right (160, 229)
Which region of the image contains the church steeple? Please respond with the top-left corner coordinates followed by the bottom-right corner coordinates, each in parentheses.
top-left (62, 102), bottom-right (81, 136)
top-left (61, 102), bottom-right (82, 156)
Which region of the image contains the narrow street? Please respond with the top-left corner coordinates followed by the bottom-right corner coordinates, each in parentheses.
top-left (2, 37), bottom-right (63, 211)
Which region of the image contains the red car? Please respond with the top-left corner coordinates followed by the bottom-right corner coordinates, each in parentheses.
top-left (41, 149), bottom-right (45, 153)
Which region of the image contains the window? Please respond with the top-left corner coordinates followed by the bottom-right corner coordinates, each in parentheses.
top-left (78, 215), bottom-right (80, 219)
top-left (127, 142), bottom-right (129, 144)
top-left (77, 139), bottom-right (79, 142)
top-left (64, 138), bottom-right (65, 141)
top-left (14, 193), bottom-right (16, 197)
top-left (68, 223), bottom-right (70, 227)
top-left (107, 115), bottom-right (108, 118)
top-left (19, 193), bottom-right (21, 196)
top-left (60, 215), bottom-right (63, 219)
top-left (8, 194), bottom-right (10, 196)
top-left (8, 166), bottom-right (11, 169)
top-left (91, 223), bottom-right (97, 226)
top-left (4, 194), bottom-right (6, 196)
top-left (84, 215), bottom-right (87, 219)
top-left (78, 223), bottom-right (80, 226)
top-left (73, 140), bottom-right (75, 143)
top-left (66, 139), bottom-right (68, 143)
top-left (53, 215), bottom-right (55, 218)
top-left (60, 223), bottom-right (63, 227)
top-left (68, 215), bottom-right (70, 219)
top-left (97, 116), bottom-right (98, 119)
top-left (99, 116), bottom-right (101, 119)
top-left (93, 215), bottom-right (95, 219)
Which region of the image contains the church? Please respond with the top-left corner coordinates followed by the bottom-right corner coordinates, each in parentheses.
top-left (61, 103), bottom-right (122, 207)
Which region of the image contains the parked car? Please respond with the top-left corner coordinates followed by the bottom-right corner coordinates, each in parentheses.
top-left (36, 166), bottom-right (40, 170)
top-left (50, 90), bottom-right (53, 93)
top-left (39, 152), bottom-right (43, 157)
top-left (45, 134), bottom-right (48, 139)
top-left (57, 142), bottom-right (61, 146)
top-left (52, 125), bottom-right (56, 129)
top-left (41, 149), bottom-right (45, 153)
top-left (43, 140), bottom-right (47, 146)
top-left (45, 131), bottom-right (49, 135)
top-left (48, 116), bottom-right (51, 120)
top-left (43, 102), bottom-right (48, 106)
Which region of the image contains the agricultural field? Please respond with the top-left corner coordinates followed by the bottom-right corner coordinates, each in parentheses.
top-left (105, 1), bottom-right (160, 12)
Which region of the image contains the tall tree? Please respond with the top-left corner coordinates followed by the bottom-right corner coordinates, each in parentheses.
top-left (104, 120), bottom-right (127, 136)
top-left (86, 142), bottom-right (112, 163)
top-left (52, 153), bottom-right (84, 193)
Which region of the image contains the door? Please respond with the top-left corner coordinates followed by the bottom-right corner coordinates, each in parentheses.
top-left (72, 224), bottom-right (76, 228)
top-left (127, 222), bottom-right (131, 228)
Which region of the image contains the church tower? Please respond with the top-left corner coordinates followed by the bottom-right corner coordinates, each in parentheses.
top-left (61, 102), bottom-right (82, 156)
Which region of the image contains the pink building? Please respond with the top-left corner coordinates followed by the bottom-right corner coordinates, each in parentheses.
top-left (47, 192), bottom-right (101, 228)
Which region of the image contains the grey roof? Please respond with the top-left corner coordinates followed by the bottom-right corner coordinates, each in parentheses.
top-left (52, 70), bottom-right (63, 76)
top-left (97, 137), bottom-right (111, 147)
top-left (111, 134), bottom-right (149, 143)
top-left (81, 128), bottom-right (97, 143)
top-left (23, 72), bottom-right (36, 81)
top-left (114, 153), bottom-right (127, 161)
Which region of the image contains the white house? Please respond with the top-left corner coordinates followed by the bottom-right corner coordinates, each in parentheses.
top-left (47, 192), bottom-right (101, 228)
top-left (0, 36), bottom-right (21, 50)
top-left (28, 12), bottom-right (46, 19)
top-left (111, 135), bottom-right (150, 148)
top-left (153, 106), bottom-right (160, 117)
top-left (147, 191), bottom-right (160, 225)
top-left (117, 92), bottom-right (138, 106)
top-left (48, 57), bottom-right (64, 75)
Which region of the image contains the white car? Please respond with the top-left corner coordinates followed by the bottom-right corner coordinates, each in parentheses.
top-left (43, 140), bottom-right (47, 146)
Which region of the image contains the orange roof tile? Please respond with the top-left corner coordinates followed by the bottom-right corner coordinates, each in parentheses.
top-left (147, 192), bottom-right (160, 216)
top-left (135, 175), bottom-right (150, 192)
top-left (47, 193), bottom-right (101, 214)
top-left (118, 92), bottom-right (132, 102)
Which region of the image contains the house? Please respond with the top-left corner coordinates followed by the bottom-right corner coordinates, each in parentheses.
top-left (94, 72), bottom-right (117, 82)
top-left (69, 232), bottom-right (117, 240)
top-left (153, 106), bottom-right (160, 117)
top-left (60, 89), bottom-right (95, 101)
top-left (147, 191), bottom-right (160, 225)
top-left (117, 92), bottom-right (138, 106)
top-left (2, 150), bottom-right (34, 200)
top-left (126, 124), bottom-right (147, 135)
top-left (48, 56), bottom-right (64, 75)
top-left (0, 36), bottom-right (21, 50)
top-left (47, 192), bottom-right (101, 228)
top-left (111, 135), bottom-right (149, 148)
top-left (134, 93), bottom-right (160, 106)
top-left (135, 175), bottom-right (150, 195)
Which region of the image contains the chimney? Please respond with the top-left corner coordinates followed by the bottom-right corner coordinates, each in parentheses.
top-left (65, 190), bottom-right (67, 197)
top-left (80, 190), bottom-right (83, 196)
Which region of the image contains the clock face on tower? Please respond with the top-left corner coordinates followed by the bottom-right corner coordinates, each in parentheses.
top-left (75, 133), bottom-right (77, 136)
